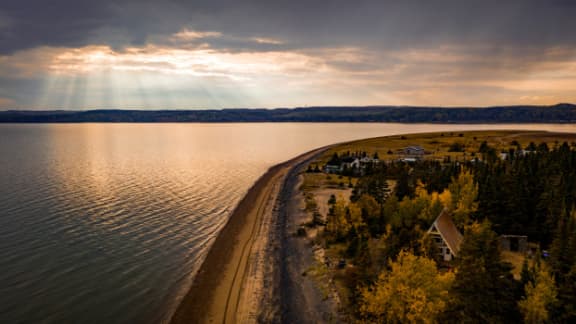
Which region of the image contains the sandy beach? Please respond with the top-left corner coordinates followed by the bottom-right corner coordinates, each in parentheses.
top-left (170, 147), bottom-right (333, 324)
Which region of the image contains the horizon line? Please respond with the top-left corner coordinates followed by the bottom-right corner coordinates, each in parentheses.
top-left (2, 102), bottom-right (575, 112)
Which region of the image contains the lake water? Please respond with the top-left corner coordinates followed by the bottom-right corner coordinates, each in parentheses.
top-left (1, 123), bottom-right (575, 323)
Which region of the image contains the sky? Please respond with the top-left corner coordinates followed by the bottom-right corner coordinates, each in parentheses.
top-left (1, 0), bottom-right (575, 110)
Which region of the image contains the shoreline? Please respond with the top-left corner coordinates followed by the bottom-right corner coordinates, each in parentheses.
top-left (169, 147), bottom-right (329, 324)
top-left (169, 129), bottom-right (576, 323)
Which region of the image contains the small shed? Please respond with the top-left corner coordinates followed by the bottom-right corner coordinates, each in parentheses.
top-left (500, 235), bottom-right (528, 254)
top-left (324, 164), bottom-right (341, 174)
top-left (399, 157), bottom-right (417, 163)
top-left (428, 209), bottom-right (463, 261)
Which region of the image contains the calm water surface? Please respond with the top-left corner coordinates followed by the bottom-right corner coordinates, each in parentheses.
top-left (1, 123), bottom-right (575, 323)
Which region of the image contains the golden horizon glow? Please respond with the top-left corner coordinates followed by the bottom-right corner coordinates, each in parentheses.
top-left (1, 29), bottom-right (575, 109)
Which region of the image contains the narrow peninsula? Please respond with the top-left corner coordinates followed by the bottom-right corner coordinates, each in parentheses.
top-left (172, 130), bottom-right (576, 323)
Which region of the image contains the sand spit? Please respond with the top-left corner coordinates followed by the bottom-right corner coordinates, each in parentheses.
top-left (170, 147), bottom-right (332, 324)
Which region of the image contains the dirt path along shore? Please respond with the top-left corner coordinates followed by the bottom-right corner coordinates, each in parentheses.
top-left (170, 149), bottom-right (326, 324)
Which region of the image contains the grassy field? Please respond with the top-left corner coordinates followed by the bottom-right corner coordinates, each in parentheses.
top-left (300, 172), bottom-right (358, 191)
top-left (501, 250), bottom-right (527, 280)
top-left (312, 130), bottom-right (576, 165)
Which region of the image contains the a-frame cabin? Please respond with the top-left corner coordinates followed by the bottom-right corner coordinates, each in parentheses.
top-left (428, 209), bottom-right (463, 261)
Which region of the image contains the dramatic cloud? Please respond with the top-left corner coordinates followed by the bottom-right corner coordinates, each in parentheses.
top-left (0, 0), bottom-right (575, 108)
top-left (171, 29), bottom-right (222, 42)
top-left (3, 0), bottom-right (576, 54)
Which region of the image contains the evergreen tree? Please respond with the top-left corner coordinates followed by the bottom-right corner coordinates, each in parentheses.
top-left (520, 258), bottom-right (535, 289)
top-left (554, 264), bottom-right (576, 321)
top-left (550, 208), bottom-right (576, 321)
top-left (351, 173), bottom-right (390, 204)
top-left (395, 167), bottom-right (413, 201)
top-left (549, 208), bottom-right (575, 279)
top-left (444, 221), bottom-right (519, 323)
top-left (328, 152), bottom-right (340, 165)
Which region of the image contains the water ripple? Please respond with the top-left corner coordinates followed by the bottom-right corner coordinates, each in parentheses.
top-left (1, 123), bottom-right (574, 324)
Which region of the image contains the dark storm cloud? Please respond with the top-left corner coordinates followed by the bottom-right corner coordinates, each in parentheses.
top-left (0, 1), bottom-right (110, 52)
top-left (1, 0), bottom-right (576, 54)
top-left (1, 0), bottom-right (575, 109)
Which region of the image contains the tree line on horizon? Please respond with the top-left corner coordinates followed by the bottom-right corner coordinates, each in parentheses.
top-left (1, 103), bottom-right (575, 123)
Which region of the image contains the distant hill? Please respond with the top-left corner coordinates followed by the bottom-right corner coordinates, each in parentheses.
top-left (1, 104), bottom-right (575, 123)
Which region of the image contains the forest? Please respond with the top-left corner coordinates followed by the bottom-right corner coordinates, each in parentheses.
top-left (307, 140), bottom-right (576, 323)
top-left (1, 103), bottom-right (575, 123)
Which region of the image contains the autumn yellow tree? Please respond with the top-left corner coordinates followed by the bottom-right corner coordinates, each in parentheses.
top-left (359, 250), bottom-right (454, 323)
top-left (390, 197), bottom-right (426, 228)
top-left (447, 169), bottom-right (478, 228)
top-left (414, 181), bottom-right (446, 224)
top-left (326, 196), bottom-right (351, 240)
top-left (519, 264), bottom-right (558, 323)
top-left (388, 181), bottom-right (448, 229)
top-left (356, 194), bottom-right (380, 218)
top-left (347, 203), bottom-right (364, 228)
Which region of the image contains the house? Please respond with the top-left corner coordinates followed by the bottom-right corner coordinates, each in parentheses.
top-left (324, 157), bottom-right (360, 174)
top-left (359, 156), bottom-right (379, 165)
top-left (358, 156), bottom-right (379, 171)
top-left (323, 152), bottom-right (380, 175)
top-left (402, 146), bottom-right (426, 157)
top-left (341, 157), bottom-right (360, 170)
top-left (401, 145), bottom-right (426, 160)
top-left (324, 164), bottom-right (341, 173)
top-left (427, 209), bottom-right (463, 261)
top-left (518, 150), bottom-right (535, 156)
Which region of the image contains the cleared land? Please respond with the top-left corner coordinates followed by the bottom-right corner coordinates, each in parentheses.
top-left (314, 130), bottom-right (576, 164)
top-left (300, 130), bottom-right (576, 318)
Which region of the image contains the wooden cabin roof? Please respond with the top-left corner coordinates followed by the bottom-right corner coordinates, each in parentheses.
top-left (428, 209), bottom-right (463, 256)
